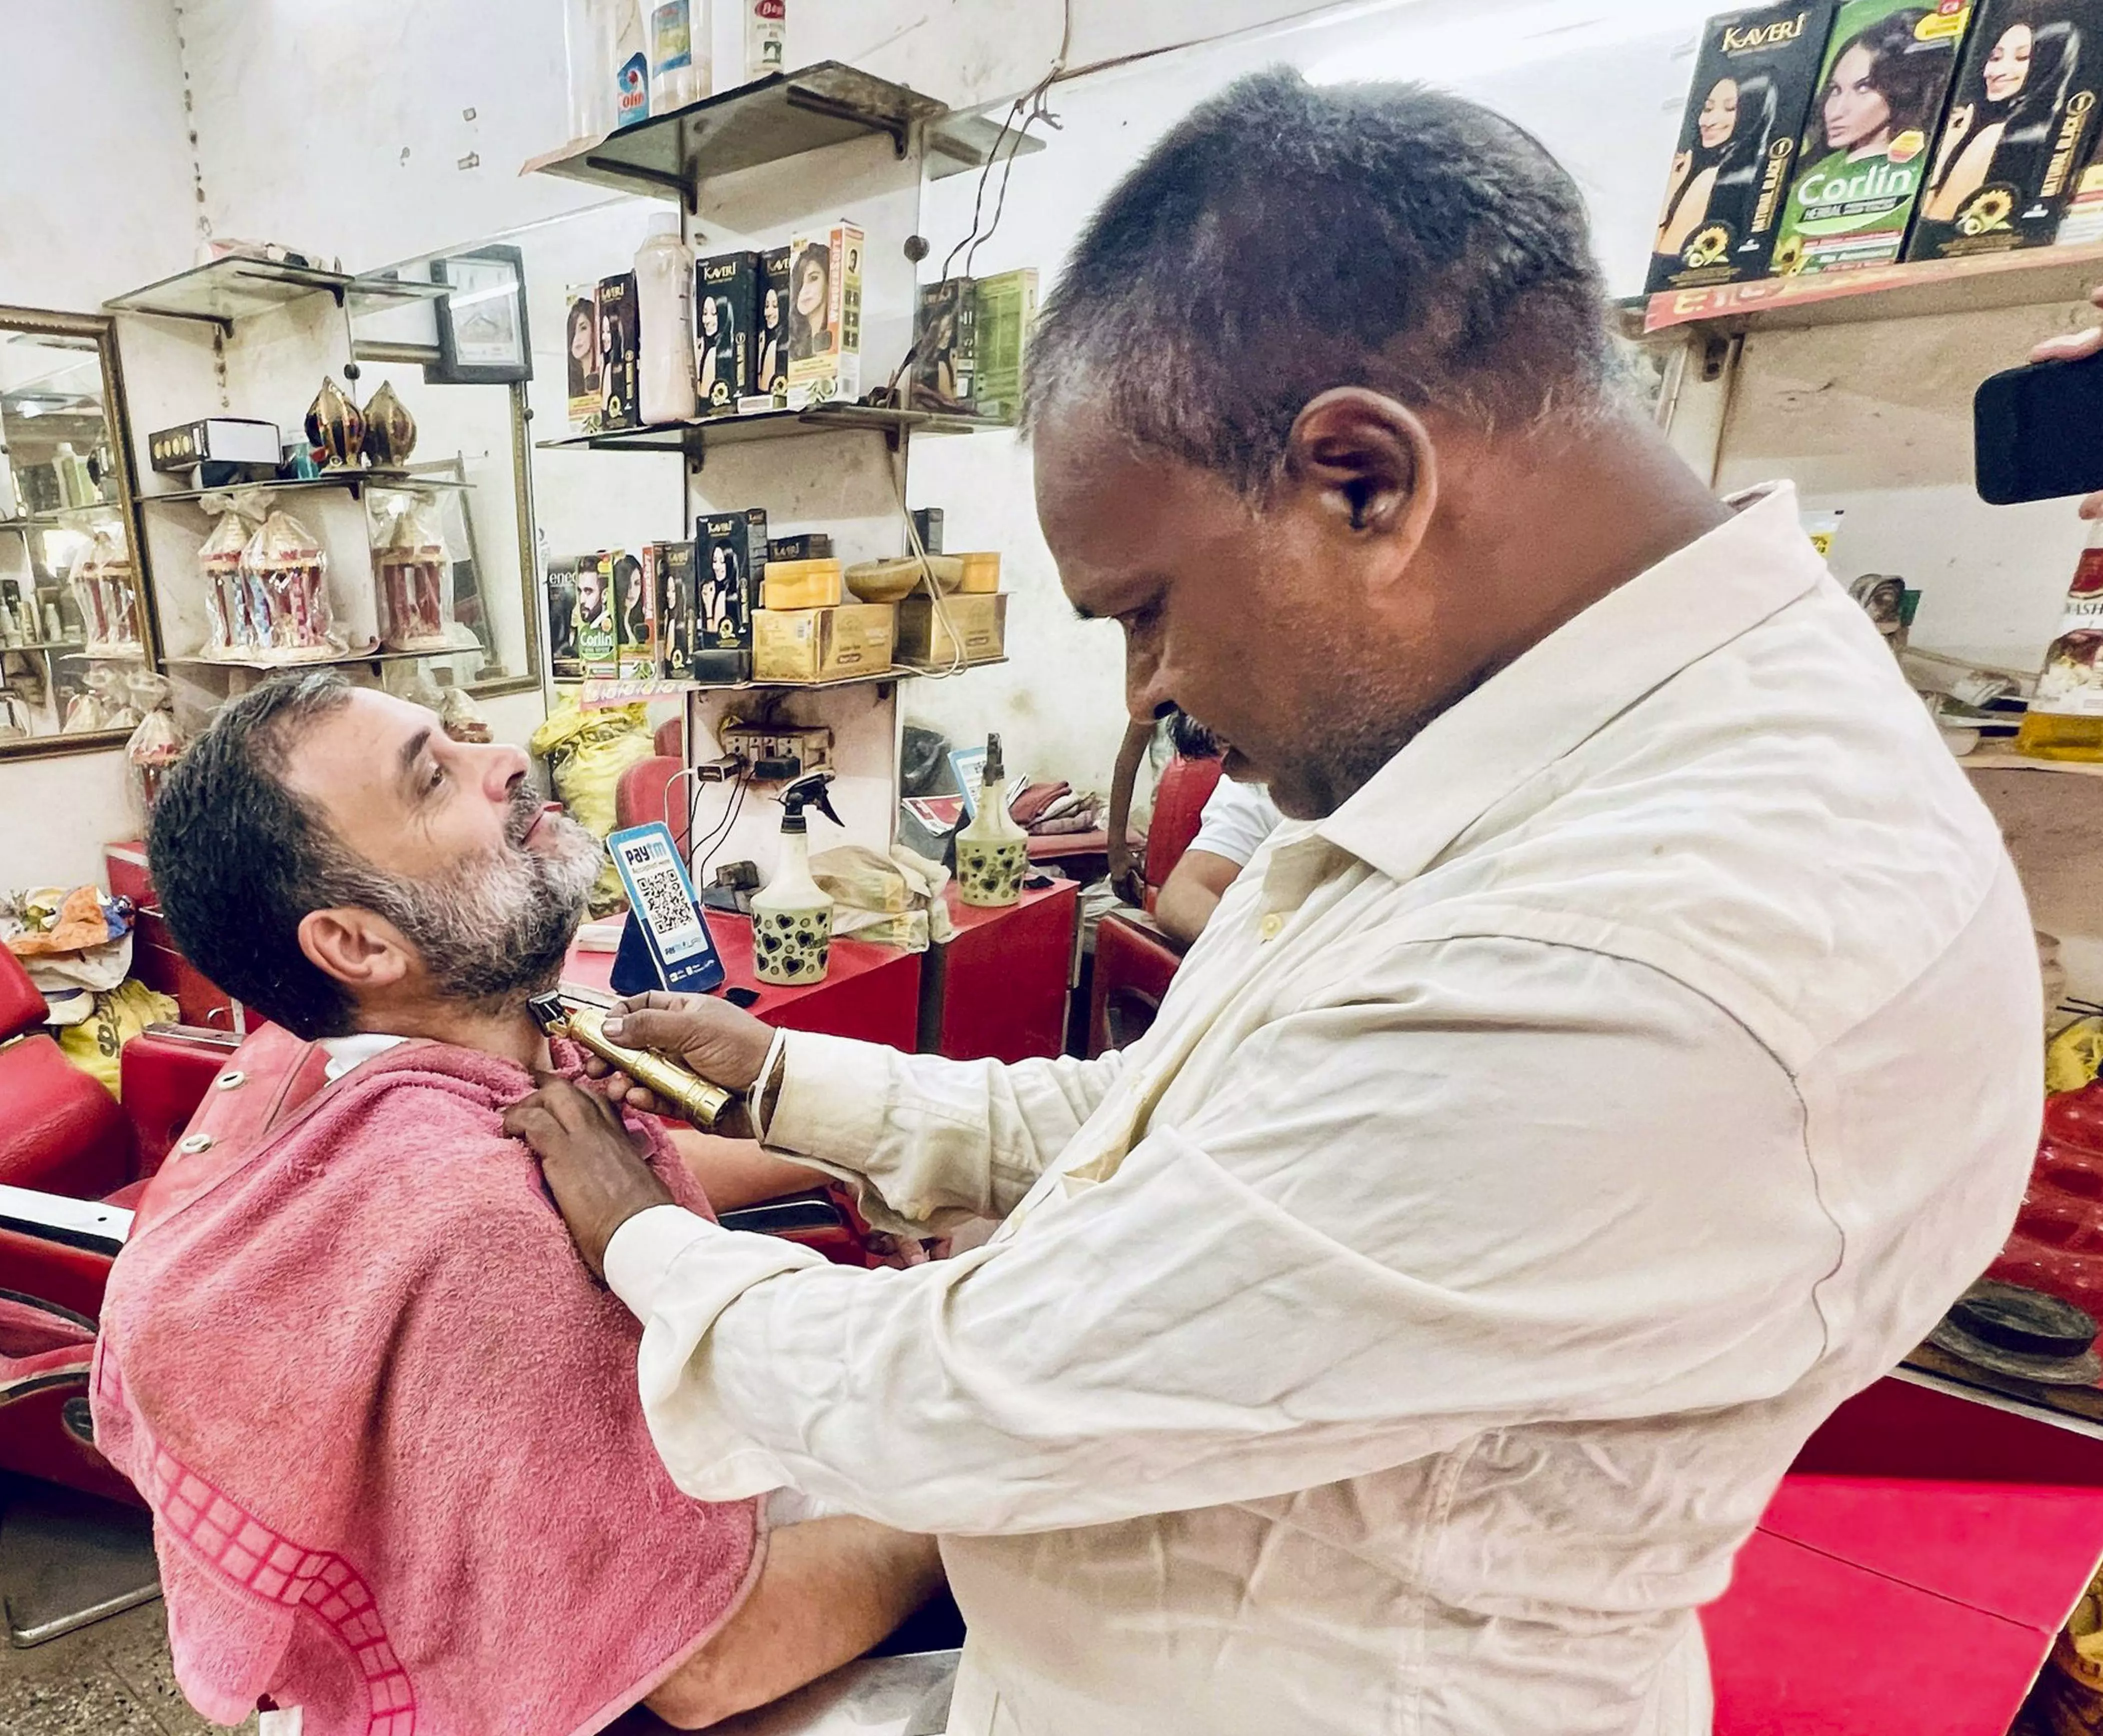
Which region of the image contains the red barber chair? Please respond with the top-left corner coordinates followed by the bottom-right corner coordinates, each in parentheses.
top-left (615, 754), bottom-right (693, 858)
top-left (1087, 752), bottom-right (1223, 1058)
top-left (0, 944), bottom-right (237, 1508)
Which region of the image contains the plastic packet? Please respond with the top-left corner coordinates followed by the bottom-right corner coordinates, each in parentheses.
top-left (70, 526), bottom-right (143, 653)
top-left (125, 672), bottom-right (185, 812)
top-left (439, 682), bottom-right (492, 743)
top-left (371, 491), bottom-right (454, 652)
top-left (240, 506), bottom-right (343, 660)
top-left (199, 492), bottom-right (266, 655)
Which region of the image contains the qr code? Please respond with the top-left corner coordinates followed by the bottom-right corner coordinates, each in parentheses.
top-left (632, 866), bottom-right (694, 937)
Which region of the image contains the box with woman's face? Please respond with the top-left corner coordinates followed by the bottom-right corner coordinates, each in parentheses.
top-left (1908, 0), bottom-right (2103, 258)
top-left (564, 285), bottom-right (603, 435)
top-left (597, 272), bottom-right (640, 430)
top-left (1647, 2), bottom-right (1841, 292)
top-left (650, 542), bottom-right (699, 681)
top-left (755, 248), bottom-right (792, 398)
top-left (695, 251), bottom-right (759, 412)
top-left (1772, 0), bottom-right (1977, 275)
top-left (785, 224), bottom-right (863, 406)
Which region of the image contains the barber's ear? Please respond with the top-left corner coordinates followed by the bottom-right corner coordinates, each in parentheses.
top-left (1284, 388), bottom-right (1438, 550)
top-left (297, 908), bottom-right (413, 996)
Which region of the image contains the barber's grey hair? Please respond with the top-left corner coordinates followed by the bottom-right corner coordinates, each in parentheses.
top-left (1023, 68), bottom-right (1620, 497)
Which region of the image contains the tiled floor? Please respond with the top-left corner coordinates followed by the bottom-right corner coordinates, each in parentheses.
top-left (0, 1599), bottom-right (251, 1735)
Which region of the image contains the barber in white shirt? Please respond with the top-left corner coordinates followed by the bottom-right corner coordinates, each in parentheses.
top-left (507, 70), bottom-right (2039, 1736)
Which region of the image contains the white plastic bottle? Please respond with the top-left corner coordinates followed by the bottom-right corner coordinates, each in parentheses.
top-left (633, 216), bottom-right (698, 426)
top-left (748, 0), bottom-right (786, 79)
top-left (956, 732), bottom-right (1027, 907)
top-left (599, 0), bottom-right (651, 130)
top-left (752, 774), bottom-right (840, 985)
top-left (649, 0), bottom-right (708, 112)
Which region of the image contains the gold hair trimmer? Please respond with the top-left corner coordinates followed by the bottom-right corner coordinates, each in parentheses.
top-left (529, 992), bottom-right (736, 1130)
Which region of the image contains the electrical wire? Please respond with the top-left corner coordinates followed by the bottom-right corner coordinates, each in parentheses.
top-left (938, 0), bottom-right (1072, 282)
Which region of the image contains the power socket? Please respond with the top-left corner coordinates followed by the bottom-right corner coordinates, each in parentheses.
top-left (718, 724), bottom-right (833, 782)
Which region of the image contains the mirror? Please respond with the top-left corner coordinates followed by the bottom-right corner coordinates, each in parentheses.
top-left (0, 306), bottom-right (158, 758)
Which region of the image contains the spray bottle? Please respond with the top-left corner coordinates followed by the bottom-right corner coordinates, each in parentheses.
top-left (955, 732), bottom-right (1026, 907)
top-left (751, 772), bottom-right (842, 984)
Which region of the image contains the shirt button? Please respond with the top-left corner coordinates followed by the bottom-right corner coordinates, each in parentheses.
top-left (215, 1070), bottom-right (247, 1091)
top-left (1259, 912), bottom-right (1286, 942)
top-left (177, 1132), bottom-right (216, 1155)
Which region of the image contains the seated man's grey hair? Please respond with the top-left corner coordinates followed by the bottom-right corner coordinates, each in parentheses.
top-left (1023, 68), bottom-right (1620, 495)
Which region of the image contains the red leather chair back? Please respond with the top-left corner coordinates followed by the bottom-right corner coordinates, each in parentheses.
top-left (0, 1036), bottom-right (133, 1200)
top-left (122, 1026), bottom-right (244, 1178)
top-left (615, 755), bottom-right (692, 859)
top-left (1143, 756), bottom-right (1224, 896)
top-left (654, 716), bottom-right (684, 760)
top-left (0, 943), bottom-right (48, 1040)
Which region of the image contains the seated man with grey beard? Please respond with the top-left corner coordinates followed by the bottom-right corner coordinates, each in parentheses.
top-left (93, 670), bottom-right (942, 1736)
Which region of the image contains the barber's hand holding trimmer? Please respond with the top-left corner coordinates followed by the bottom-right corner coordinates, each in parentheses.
top-left (505, 992), bottom-right (779, 1278)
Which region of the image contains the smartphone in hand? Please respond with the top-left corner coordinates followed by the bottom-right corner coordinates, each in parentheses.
top-left (1976, 352), bottom-right (2103, 506)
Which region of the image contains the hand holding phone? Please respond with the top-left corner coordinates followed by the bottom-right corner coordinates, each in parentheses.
top-left (1978, 286), bottom-right (2103, 512)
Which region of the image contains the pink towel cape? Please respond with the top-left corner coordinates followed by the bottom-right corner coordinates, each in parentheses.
top-left (91, 1037), bottom-right (763, 1736)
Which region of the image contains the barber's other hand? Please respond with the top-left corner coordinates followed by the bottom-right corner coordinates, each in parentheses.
top-left (2032, 286), bottom-right (2103, 520)
top-left (504, 1077), bottom-right (674, 1280)
top-left (582, 990), bottom-right (776, 1118)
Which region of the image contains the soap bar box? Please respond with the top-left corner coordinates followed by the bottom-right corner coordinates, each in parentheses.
top-left (753, 602), bottom-right (895, 684)
top-left (898, 592), bottom-right (1007, 667)
top-left (1907, 0), bottom-right (2103, 260)
top-left (1644, 2), bottom-right (1840, 293)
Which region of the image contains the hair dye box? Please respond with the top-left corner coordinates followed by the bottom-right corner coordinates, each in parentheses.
top-left (545, 554), bottom-right (584, 682)
top-left (1772, 0), bottom-right (1978, 275)
top-left (573, 550), bottom-right (621, 680)
top-left (972, 268), bottom-right (1039, 424)
top-left (786, 223), bottom-right (864, 408)
top-left (650, 542), bottom-right (699, 682)
top-left (695, 250), bottom-right (760, 415)
top-left (1907, 0), bottom-right (2103, 258)
top-left (1646, 4), bottom-right (1841, 292)
top-left (597, 272), bottom-right (641, 430)
top-left (2057, 150), bottom-right (2103, 239)
top-left (564, 284), bottom-right (603, 436)
top-left (610, 549), bottom-right (655, 678)
top-left (910, 276), bottom-right (978, 412)
top-left (693, 508), bottom-right (767, 685)
top-left (755, 246), bottom-right (792, 400)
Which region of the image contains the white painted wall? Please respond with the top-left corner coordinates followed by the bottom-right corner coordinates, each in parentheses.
top-left (0, 0), bottom-right (198, 890)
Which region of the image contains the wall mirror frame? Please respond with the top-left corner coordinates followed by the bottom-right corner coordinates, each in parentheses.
top-left (0, 304), bottom-right (160, 762)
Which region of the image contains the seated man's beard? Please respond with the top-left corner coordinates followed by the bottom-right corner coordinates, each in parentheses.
top-left (1167, 708), bottom-right (1224, 762)
top-left (329, 790), bottom-right (605, 1013)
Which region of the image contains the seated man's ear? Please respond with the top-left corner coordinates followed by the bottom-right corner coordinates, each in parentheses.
top-left (298, 908), bottom-right (414, 998)
top-left (1283, 386), bottom-right (1439, 554)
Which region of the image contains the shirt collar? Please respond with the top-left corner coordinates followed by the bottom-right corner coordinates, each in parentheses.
top-left (1309, 482), bottom-right (1824, 888)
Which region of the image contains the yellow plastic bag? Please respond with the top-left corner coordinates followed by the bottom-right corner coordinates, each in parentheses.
top-left (2049, 1017), bottom-right (2103, 1097)
top-left (529, 697), bottom-right (653, 912)
top-left (57, 978), bottom-right (179, 1100)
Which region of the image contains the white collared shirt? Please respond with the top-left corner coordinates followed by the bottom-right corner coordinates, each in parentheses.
top-left (1188, 774), bottom-right (1285, 867)
top-left (606, 485), bottom-right (2040, 1736)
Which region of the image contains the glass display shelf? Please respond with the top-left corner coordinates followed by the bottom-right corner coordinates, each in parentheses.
top-left (1, 506), bottom-right (122, 532)
top-left (142, 470), bottom-right (474, 506)
top-left (169, 645), bottom-right (478, 675)
top-left (523, 63), bottom-right (966, 209)
top-left (575, 656), bottom-right (1007, 704)
top-left (0, 641), bottom-right (88, 658)
top-left (105, 258), bottom-right (450, 336)
top-left (537, 402), bottom-right (1009, 457)
top-left (1624, 238), bottom-right (2103, 340)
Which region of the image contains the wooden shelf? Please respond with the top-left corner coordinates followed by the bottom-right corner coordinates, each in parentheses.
top-left (169, 646), bottom-right (471, 674)
top-left (522, 63), bottom-right (961, 209)
top-left (1625, 240), bottom-right (2103, 340)
top-left (536, 403), bottom-right (1008, 458)
top-left (572, 656), bottom-right (1006, 706)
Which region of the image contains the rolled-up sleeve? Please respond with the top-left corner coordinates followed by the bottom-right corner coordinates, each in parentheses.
top-left (759, 1030), bottom-right (1125, 1232)
top-left (606, 940), bottom-right (1837, 1537)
